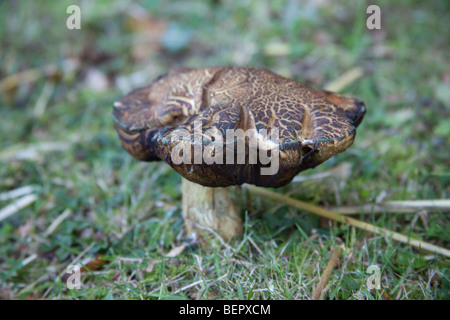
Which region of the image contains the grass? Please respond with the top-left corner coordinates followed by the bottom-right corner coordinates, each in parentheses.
top-left (0, 0), bottom-right (449, 300)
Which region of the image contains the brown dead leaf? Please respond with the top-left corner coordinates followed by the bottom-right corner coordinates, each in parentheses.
top-left (81, 254), bottom-right (107, 272)
top-left (60, 254), bottom-right (108, 285)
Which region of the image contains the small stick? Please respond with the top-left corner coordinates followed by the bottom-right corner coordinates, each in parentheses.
top-left (312, 247), bottom-right (341, 300)
top-left (245, 185), bottom-right (450, 258)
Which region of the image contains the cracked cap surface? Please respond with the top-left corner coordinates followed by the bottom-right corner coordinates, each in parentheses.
top-left (113, 66), bottom-right (366, 187)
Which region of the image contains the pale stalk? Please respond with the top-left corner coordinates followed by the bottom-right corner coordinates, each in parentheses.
top-left (182, 178), bottom-right (242, 241)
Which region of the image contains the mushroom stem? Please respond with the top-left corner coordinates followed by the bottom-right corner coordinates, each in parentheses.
top-left (181, 178), bottom-right (242, 241)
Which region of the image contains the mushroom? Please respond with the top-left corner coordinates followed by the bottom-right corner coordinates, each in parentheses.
top-left (112, 67), bottom-right (366, 241)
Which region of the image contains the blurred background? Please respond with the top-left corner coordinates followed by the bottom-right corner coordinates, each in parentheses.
top-left (0, 0), bottom-right (449, 299)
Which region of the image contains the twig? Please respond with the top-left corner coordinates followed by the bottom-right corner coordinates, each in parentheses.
top-left (312, 247), bottom-right (341, 300)
top-left (245, 185), bottom-right (450, 258)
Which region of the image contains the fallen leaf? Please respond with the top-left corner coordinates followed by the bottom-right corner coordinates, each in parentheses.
top-left (165, 245), bottom-right (186, 258)
top-left (81, 254), bottom-right (107, 272)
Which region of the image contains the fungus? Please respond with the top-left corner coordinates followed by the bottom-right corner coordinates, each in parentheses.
top-left (113, 67), bottom-right (366, 241)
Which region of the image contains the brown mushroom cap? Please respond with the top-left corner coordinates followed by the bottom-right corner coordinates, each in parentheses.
top-left (113, 67), bottom-right (366, 188)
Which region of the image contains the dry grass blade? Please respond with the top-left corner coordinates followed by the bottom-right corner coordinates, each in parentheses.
top-left (43, 209), bottom-right (72, 237)
top-left (21, 253), bottom-right (38, 268)
top-left (385, 200), bottom-right (450, 210)
top-left (165, 245), bottom-right (186, 258)
top-left (324, 67), bottom-right (364, 92)
top-left (333, 199), bottom-right (450, 214)
top-left (34, 81), bottom-right (55, 118)
top-left (245, 185), bottom-right (450, 258)
top-left (312, 247), bottom-right (341, 300)
top-left (264, 42), bottom-right (291, 56)
top-left (0, 194), bottom-right (37, 222)
top-left (0, 185), bottom-right (36, 201)
top-left (172, 274), bottom-right (228, 295)
top-left (0, 142), bottom-right (71, 161)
